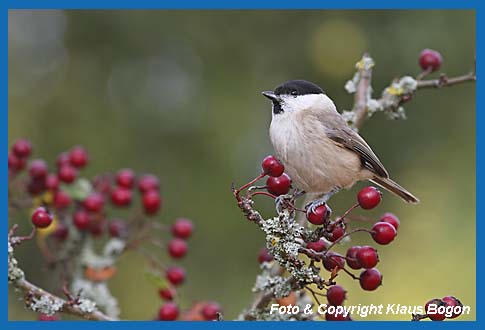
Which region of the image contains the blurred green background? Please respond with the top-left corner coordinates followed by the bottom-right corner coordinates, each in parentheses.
top-left (8, 10), bottom-right (475, 321)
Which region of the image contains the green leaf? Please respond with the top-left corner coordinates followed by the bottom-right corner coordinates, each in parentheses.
top-left (61, 178), bottom-right (93, 200)
top-left (144, 270), bottom-right (167, 288)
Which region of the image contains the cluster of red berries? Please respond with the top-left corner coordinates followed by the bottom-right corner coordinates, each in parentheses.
top-left (157, 219), bottom-right (219, 321)
top-left (156, 218), bottom-right (221, 321)
top-left (423, 296), bottom-right (464, 321)
top-left (243, 156), bottom-right (409, 320)
top-left (8, 139), bottom-right (163, 240)
top-left (261, 155), bottom-right (292, 196)
top-left (313, 211), bottom-right (400, 299)
top-left (10, 138), bottom-right (223, 321)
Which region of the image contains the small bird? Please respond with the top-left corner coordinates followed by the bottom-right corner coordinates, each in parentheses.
top-left (262, 79), bottom-right (419, 211)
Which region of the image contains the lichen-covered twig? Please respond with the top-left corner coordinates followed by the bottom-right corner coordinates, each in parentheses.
top-left (16, 277), bottom-right (116, 321)
top-left (8, 226), bottom-right (117, 321)
top-left (343, 53), bottom-right (476, 131)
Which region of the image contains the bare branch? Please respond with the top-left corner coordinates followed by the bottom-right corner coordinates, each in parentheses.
top-left (417, 72), bottom-right (476, 89)
top-left (352, 53), bottom-right (374, 129)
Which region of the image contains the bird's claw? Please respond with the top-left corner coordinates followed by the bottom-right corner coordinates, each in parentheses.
top-left (305, 199), bottom-right (332, 217)
top-left (275, 194), bottom-right (294, 213)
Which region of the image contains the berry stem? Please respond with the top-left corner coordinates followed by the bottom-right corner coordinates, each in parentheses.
top-left (337, 202), bottom-right (360, 223)
top-left (248, 191), bottom-right (276, 199)
top-left (234, 173), bottom-right (266, 196)
top-left (8, 225), bottom-right (36, 247)
top-left (341, 267), bottom-right (359, 280)
top-left (416, 66), bottom-right (433, 80)
top-left (324, 228), bottom-right (374, 255)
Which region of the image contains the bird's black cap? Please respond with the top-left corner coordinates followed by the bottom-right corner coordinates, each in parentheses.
top-left (274, 80), bottom-right (324, 96)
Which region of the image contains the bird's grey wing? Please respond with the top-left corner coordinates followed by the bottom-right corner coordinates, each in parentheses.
top-left (326, 127), bottom-right (389, 178)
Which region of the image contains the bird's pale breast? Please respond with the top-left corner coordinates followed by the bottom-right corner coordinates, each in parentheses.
top-left (270, 112), bottom-right (367, 194)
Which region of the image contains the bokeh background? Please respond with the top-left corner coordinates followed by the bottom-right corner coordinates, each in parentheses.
top-left (8, 10), bottom-right (475, 320)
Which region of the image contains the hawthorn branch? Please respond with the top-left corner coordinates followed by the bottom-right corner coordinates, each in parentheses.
top-left (15, 277), bottom-right (116, 321)
top-left (352, 53), bottom-right (374, 130)
top-left (417, 71), bottom-right (476, 89)
top-left (8, 226), bottom-right (117, 321)
top-left (348, 53), bottom-right (476, 131)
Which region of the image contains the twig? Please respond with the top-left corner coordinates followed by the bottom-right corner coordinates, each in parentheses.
top-left (417, 72), bottom-right (476, 89)
top-left (251, 276), bottom-right (298, 311)
top-left (352, 53), bottom-right (374, 129)
top-left (15, 277), bottom-right (116, 321)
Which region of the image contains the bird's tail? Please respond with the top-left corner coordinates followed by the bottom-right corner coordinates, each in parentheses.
top-left (370, 177), bottom-right (419, 204)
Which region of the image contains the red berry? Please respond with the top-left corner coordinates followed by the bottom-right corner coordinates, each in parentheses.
top-left (258, 247), bottom-right (273, 263)
top-left (38, 314), bottom-right (59, 321)
top-left (261, 155), bottom-right (285, 177)
top-left (53, 223), bottom-right (69, 241)
top-left (31, 207), bottom-right (53, 228)
top-left (73, 210), bottom-right (90, 230)
top-left (327, 285), bottom-right (346, 306)
top-left (58, 165), bottom-right (77, 184)
top-left (425, 298), bottom-right (446, 321)
top-left (158, 302), bottom-right (179, 321)
top-left (328, 226), bottom-right (345, 242)
top-left (346, 246), bottom-right (362, 269)
top-left (371, 222), bottom-right (397, 245)
top-left (69, 146), bottom-right (89, 168)
top-left (325, 311), bottom-right (350, 321)
top-left (12, 139), bottom-right (32, 158)
top-left (83, 193), bottom-right (105, 213)
top-left (419, 49), bottom-right (443, 72)
top-left (322, 252), bottom-right (345, 271)
top-left (111, 187), bottom-right (132, 207)
top-left (380, 212), bottom-right (400, 230)
top-left (201, 302), bottom-right (222, 321)
top-left (138, 174), bottom-right (160, 193)
top-left (158, 287), bottom-right (176, 301)
top-left (142, 190), bottom-right (161, 215)
top-left (45, 174), bottom-right (60, 191)
top-left (168, 239), bottom-right (188, 259)
top-left (166, 267), bottom-right (185, 286)
top-left (356, 246), bottom-right (379, 269)
top-left (306, 204), bottom-right (330, 225)
top-left (108, 219), bottom-right (126, 238)
top-left (171, 218), bottom-right (193, 239)
top-left (116, 168), bottom-right (135, 189)
top-left (359, 268), bottom-right (382, 291)
top-left (8, 153), bottom-right (26, 171)
top-left (306, 239), bottom-right (327, 252)
top-left (27, 178), bottom-right (46, 195)
top-left (88, 220), bottom-right (105, 237)
top-left (56, 152), bottom-right (70, 169)
top-left (29, 159), bottom-right (48, 179)
top-left (442, 296), bottom-right (463, 319)
top-left (93, 174), bottom-right (112, 195)
top-left (266, 173), bottom-right (291, 196)
top-left (54, 190), bottom-right (71, 209)
top-left (357, 186), bottom-right (382, 210)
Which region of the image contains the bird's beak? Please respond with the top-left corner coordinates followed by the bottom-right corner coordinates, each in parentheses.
top-left (262, 91), bottom-right (279, 102)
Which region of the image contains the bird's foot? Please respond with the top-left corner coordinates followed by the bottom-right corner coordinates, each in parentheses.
top-left (305, 187), bottom-right (341, 216)
top-left (305, 198), bottom-right (332, 218)
top-left (275, 194), bottom-right (294, 213)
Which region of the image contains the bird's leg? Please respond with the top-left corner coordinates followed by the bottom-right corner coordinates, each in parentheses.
top-left (292, 189), bottom-right (306, 200)
top-left (275, 189), bottom-right (306, 213)
top-left (305, 187), bottom-right (341, 215)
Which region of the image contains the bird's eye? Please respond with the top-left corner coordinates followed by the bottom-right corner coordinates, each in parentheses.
top-left (291, 90), bottom-right (298, 96)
